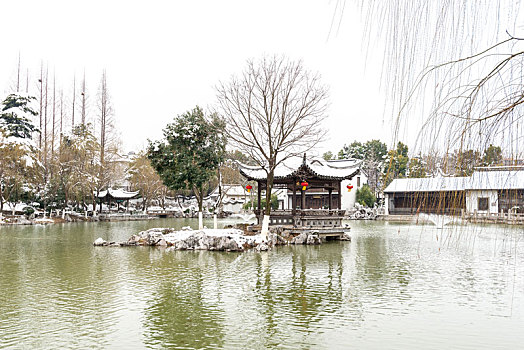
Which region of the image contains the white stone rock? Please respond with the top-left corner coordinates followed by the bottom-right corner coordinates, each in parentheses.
top-left (93, 237), bottom-right (107, 246)
top-left (306, 234), bottom-right (321, 245)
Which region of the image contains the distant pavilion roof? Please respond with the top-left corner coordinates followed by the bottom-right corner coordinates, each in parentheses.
top-left (238, 155), bottom-right (361, 182)
top-left (97, 188), bottom-right (140, 200)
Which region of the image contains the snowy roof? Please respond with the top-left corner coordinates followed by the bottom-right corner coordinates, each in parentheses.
top-left (238, 155), bottom-right (361, 181)
top-left (97, 188), bottom-right (140, 199)
top-left (384, 176), bottom-right (469, 193)
top-left (384, 169), bottom-right (524, 193)
top-left (468, 170), bottom-right (524, 190)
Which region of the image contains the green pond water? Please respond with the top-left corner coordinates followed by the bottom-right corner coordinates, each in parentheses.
top-left (0, 219), bottom-right (523, 349)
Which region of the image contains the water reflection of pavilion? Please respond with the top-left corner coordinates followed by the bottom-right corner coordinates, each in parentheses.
top-left (239, 154), bottom-right (360, 239)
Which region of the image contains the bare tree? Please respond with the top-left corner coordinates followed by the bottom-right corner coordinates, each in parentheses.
top-left (80, 69), bottom-right (88, 125)
top-left (216, 56), bottom-right (328, 236)
top-left (97, 69), bottom-right (117, 191)
top-left (71, 74), bottom-right (76, 131)
top-left (16, 52), bottom-right (21, 92)
top-left (59, 90), bottom-right (64, 149)
top-left (51, 71), bottom-right (56, 157)
top-left (43, 64), bottom-right (49, 168)
top-left (38, 62), bottom-right (43, 158)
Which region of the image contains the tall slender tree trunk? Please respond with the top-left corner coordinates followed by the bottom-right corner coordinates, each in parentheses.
top-left (39, 62), bottom-right (43, 159)
top-left (59, 90), bottom-right (63, 150)
top-left (44, 65), bottom-right (49, 168)
top-left (81, 69), bottom-right (86, 125)
top-left (16, 52), bottom-right (20, 92)
top-left (194, 185), bottom-right (204, 229)
top-left (261, 170), bottom-right (274, 239)
top-left (71, 75), bottom-right (76, 131)
top-left (51, 72), bottom-right (56, 158)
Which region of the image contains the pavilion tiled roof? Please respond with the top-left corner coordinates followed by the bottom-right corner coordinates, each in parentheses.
top-left (238, 155), bottom-right (361, 181)
top-left (97, 188), bottom-right (140, 199)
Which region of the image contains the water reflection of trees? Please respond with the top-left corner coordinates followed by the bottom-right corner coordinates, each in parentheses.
top-left (250, 244), bottom-right (346, 347)
top-left (0, 223), bottom-right (125, 348)
top-left (142, 250), bottom-right (236, 349)
top-left (352, 232), bottom-right (413, 306)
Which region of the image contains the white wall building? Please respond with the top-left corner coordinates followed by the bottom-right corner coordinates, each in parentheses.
top-left (384, 167), bottom-right (524, 215)
top-left (208, 184), bottom-right (250, 214)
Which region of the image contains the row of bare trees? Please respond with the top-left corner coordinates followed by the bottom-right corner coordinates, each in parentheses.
top-left (4, 55), bottom-right (120, 213)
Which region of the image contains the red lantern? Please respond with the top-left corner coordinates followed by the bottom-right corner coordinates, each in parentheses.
top-left (246, 185), bottom-right (253, 193)
top-left (300, 181), bottom-right (309, 191)
top-left (347, 184), bottom-right (354, 192)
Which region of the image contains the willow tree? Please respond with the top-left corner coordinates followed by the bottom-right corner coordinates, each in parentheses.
top-left (349, 1), bottom-right (524, 163)
top-left (216, 56), bottom-right (328, 237)
top-left (147, 106), bottom-right (226, 229)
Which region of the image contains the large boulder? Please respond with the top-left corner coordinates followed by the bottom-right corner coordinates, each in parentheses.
top-left (204, 235), bottom-right (241, 251)
top-left (267, 233), bottom-right (287, 247)
top-left (255, 242), bottom-right (269, 252)
top-left (145, 231), bottom-right (165, 246)
top-left (306, 234), bottom-right (321, 245)
top-left (127, 235), bottom-right (140, 245)
top-left (291, 232), bottom-right (308, 245)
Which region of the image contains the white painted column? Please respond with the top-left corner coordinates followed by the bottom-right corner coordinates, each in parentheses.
top-left (198, 211), bottom-right (203, 229)
top-left (213, 214), bottom-right (218, 229)
top-left (261, 215), bottom-right (270, 240)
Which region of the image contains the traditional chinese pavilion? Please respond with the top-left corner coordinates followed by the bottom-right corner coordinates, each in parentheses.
top-left (97, 188), bottom-right (140, 213)
top-left (239, 154), bottom-right (360, 239)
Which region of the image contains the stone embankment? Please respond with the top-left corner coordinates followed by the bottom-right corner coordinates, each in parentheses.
top-left (93, 226), bottom-right (351, 252)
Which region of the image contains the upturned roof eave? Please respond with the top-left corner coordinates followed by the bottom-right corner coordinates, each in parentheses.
top-left (239, 165), bottom-right (360, 182)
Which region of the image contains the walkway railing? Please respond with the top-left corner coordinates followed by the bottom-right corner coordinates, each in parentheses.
top-left (254, 209), bottom-right (346, 217)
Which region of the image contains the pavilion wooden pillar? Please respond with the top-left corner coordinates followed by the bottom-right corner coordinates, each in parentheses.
top-left (257, 180), bottom-right (262, 224)
top-left (301, 189), bottom-right (306, 209)
top-left (337, 181), bottom-right (342, 209)
top-left (328, 188), bottom-right (333, 210)
top-left (292, 180), bottom-right (297, 215)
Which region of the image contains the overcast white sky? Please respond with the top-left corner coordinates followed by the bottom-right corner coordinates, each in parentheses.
top-left (0, 0), bottom-right (392, 156)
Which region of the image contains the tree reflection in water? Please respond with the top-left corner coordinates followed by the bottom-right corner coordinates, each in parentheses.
top-left (142, 250), bottom-right (233, 349)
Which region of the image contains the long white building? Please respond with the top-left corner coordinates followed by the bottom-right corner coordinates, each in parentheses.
top-left (384, 166), bottom-right (524, 215)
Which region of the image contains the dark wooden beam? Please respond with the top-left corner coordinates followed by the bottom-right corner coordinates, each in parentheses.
top-left (337, 181), bottom-right (342, 209)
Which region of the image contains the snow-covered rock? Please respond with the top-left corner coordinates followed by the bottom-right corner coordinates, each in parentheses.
top-left (340, 232), bottom-right (351, 241)
top-left (255, 242), bottom-right (269, 252)
top-left (93, 238), bottom-right (107, 246)
top-left (291, 232), bottom-right (323, 245)
top-left (104, 227), bottom-right (287, 252)
top-left (306, 234), bottom-right (321, 245)
top-left (291, 232), bottom-right (308, 245)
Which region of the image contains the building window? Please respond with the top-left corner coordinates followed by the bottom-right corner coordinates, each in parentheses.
top-left (357, 177), bottom-right (361, 187)
top-left (478, 197), bottom-right (489, 211)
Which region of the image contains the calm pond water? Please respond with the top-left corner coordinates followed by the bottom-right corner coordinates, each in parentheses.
top-left (1, 218), bottom-right (523, 349)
